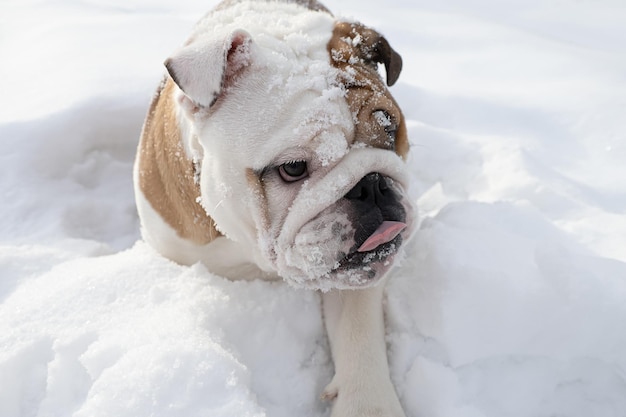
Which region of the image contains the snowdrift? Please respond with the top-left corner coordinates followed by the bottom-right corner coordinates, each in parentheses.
top-left (1, 1), bottom-right (625, 416)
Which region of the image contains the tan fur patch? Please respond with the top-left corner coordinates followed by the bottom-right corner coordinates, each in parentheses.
top-left (328, 22), bottom-right (409, 159)
top-left (137, 77), bottom-right (221, 245)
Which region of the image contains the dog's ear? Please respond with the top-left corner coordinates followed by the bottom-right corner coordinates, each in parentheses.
top-left (373, 37), bottom-right (402, 87)
top-left (164, 30), bottom-right (252, 109)
top-left (331, 23), bottom-right (403, 87)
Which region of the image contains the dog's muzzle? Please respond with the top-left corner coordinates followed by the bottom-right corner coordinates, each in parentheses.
top-left (271, 148), bottom-right (413, 289)
top-left (336, 172), bottom-right (407, 270)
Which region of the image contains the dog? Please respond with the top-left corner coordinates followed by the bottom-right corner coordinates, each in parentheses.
top-left (134, 1), bottom-right (415, 415)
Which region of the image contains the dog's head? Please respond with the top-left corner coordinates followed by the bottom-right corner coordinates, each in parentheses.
top-left (165, 3), bottom-right (415, 290)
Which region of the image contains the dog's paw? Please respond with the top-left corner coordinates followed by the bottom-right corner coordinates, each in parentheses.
top-left (322, 378), bottom-right (406, 417)
top-left (329, 396), bottom-right (406, 417)
top-left (321, 380), bottom-right (339, 401)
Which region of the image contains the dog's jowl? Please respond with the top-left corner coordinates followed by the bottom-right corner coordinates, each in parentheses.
top-left (134, 1), bottom-right (415, 416)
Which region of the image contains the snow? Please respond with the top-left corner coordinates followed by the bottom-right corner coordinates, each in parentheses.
top-left (1, 0), bottom-right (625, 416)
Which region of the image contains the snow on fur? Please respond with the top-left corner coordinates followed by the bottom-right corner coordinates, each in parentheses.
top-left (1, 0), bottom-right (626, 416)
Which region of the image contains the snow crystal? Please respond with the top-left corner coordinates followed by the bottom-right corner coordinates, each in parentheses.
top-left (373, 110), bottom-right (392, 128)
top-left (314, 131), bottom-right (348, 167)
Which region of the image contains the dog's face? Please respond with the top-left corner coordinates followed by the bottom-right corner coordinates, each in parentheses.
top-left (165, 3), bottom-right (415, 290)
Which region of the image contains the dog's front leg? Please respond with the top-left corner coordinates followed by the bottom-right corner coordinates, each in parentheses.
top-left (322, 283), bottom-right (405, 417)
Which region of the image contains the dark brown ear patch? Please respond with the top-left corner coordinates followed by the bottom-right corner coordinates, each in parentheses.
top-left (328, 22), bottom-right (403, 86)
top-left (375, 36), bottom-right (403, 86)
top-left (327, 21), bottom-right (409, 159)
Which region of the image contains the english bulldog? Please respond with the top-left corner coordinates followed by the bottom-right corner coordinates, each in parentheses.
top-left (134, 0), bottom-right (415, 416)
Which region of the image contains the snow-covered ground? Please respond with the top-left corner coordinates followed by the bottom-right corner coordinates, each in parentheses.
top-left (1, 0), bottom-right (626, 416)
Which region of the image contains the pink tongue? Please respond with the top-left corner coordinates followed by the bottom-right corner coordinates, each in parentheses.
top-left (357, 221), bottom-right (407, 253)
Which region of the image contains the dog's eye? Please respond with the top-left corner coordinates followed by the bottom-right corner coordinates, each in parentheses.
top-left (385, 126), bottom-right (397, 141)
top-left (278, 160), bottom-right (308, 182)
top-left (373, 110), bottom-right (397, 139)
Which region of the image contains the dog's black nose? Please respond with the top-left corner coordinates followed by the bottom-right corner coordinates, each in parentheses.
top-left (345, 173), bottom-right (390, 206)
top-left (345, 172), bottom-right (406, 252)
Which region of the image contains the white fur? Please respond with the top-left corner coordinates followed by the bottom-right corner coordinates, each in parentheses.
top-left (323, 284), bottom-right (406, 417)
